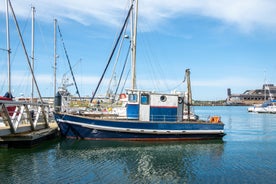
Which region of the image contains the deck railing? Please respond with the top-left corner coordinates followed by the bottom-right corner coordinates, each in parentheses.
top-left (0, 100), bottom-right (52, 136)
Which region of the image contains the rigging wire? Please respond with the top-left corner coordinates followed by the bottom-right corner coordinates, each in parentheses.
top-left (106, 28), bottom-right (129, 97)
top-left (4, 2), bottom-right (35, 97)
top-left (136, 13), bottom-right (171, 92)
top-left (6, 5), bottom-right (32, 97)
top-left (114, 44), bottom-right (131, 97)
top-left (36, 15), bottom-right (57, 97)
top-left (94, 1), bottom-right (132, 99)
top-left (8, 0), bottom-right (44, 103)
top-left (120, 69), bottom-right (131, 95)
top-left (101, 0), bottom-right (131, 95)
top-left (90, 3), bottom-right (133, 103)
top-left (57, 24), bottom-right (81, 99)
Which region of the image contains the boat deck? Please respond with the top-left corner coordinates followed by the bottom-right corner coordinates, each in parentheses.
top-left (60, 112), bottom-right (223, 125)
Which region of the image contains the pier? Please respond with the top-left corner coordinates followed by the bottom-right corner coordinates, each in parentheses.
top-left (0, 100), bottom-right (59, 148)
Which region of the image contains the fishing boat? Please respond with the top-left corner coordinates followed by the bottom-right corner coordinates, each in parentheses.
top-left (53, 0), bottom-right (225, 141)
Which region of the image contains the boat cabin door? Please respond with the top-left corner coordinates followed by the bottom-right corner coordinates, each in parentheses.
top-left (139, 93), bottom-right (150, 121)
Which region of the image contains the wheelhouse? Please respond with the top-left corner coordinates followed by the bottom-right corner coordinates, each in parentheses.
top-left (126, 89), bottom-right (184, 122)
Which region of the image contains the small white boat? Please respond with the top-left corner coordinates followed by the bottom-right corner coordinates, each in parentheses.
top-left (248, 100), bottom-right (276, 113)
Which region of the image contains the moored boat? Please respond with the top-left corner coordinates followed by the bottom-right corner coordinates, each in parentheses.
top-left (54, 88), bottom-right (225, 141)
top-left (53, 0), bottom-right (225, 141)
top-left (0, 92), bottom-right (16, 116)
top-left (247, 99), bottom-right (276, 113)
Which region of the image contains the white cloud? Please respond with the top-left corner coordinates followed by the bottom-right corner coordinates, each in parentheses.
top-left (0, 0), bottom-right (129, 27)
top-left (1, 0), bottom-right (276, 32)
top-left (1, 0), bottom-right (276, 100)
top-left (139, 0), bottom-right (276, 32)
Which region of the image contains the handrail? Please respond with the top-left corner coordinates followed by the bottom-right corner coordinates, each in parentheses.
top-left (0, 100), bottom-right (49, 106)
top-left (0, 100), bottom-right (51, 136)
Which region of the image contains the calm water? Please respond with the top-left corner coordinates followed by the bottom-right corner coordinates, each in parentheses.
top-left (1, 106), bottom-right (276, 184)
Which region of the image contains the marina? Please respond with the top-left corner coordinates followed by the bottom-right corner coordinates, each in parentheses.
top-left (1, 106), bottom-right (276, 183)
top-left (1, 1), bottom-right (276, 183)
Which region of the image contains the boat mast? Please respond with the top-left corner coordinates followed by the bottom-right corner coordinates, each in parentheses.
top-left (5, 0), bottom-right (11, 97)
top-left (31, 6), bottom-right (35, 102)
top-left (131, 0), bottom-right (138, 90)
top-left (54, 19), bottom-right (57, 97)
top-left (185, 69), bottom-right (192, 120)
top-left (8, 0), bottom-right (44, 103)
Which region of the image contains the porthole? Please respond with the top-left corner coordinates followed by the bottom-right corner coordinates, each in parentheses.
top-left (160, 95), bottom-right (167, 102)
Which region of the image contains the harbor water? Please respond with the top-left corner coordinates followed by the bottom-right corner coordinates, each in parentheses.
top-left (1, 106), bottom-right (276, 184)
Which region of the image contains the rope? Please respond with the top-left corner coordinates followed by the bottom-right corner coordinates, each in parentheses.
top-left (90, 3), bottom-right (133, 103)
top-left (57, 24), bottom-right (81, 99)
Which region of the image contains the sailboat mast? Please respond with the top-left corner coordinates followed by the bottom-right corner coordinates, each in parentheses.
top-left (8, 0), bottom-right (44, 103)
top-left (5, 0), bottom-right (11, 97)
top-left (54, 19), bottom-right (57, 97)
top-left (31, 6), bottom-right (35, 102)
top-left (131, 0), bottom-right (138, 90)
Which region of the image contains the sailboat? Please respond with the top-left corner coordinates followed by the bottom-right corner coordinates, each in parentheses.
top-left (1, 2), bottom-right (38, 115)
top-left (53, 0), bottom-right (225, 141)
top-left (0, 0), bottom-right (15, 116)
top-left (247, 83), bottom-right (276, 113)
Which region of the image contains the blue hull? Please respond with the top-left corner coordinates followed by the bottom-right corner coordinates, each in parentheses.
top-left (54, 113), bottom-right (225, 141)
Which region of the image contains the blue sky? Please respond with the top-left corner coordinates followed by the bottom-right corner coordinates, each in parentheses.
top-left (1, 0), bottom-right (276, 100)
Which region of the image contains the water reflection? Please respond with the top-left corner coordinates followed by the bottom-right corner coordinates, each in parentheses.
top-left (0, 138), bottom-right (61, 183)
top-left (0, 139), bottom-right (225, 183)
top-left (55, 139), bottom-right (225, 183)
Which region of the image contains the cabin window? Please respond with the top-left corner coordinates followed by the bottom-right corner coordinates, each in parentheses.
top-left (141, 93), bottom-right (150, 105)
top-left (128, 94), bottom-right (137, 102)
top-left (160, 95), bottom-right (167, 102)
top-left (178, 97), bottom-right (183, 104)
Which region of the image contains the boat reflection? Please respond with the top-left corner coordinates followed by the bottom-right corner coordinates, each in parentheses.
top-left (57, 139), bottom-right (225, 183)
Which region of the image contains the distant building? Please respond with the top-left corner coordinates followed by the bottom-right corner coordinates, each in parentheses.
top-left (226, 84), bottom-right (276, 105)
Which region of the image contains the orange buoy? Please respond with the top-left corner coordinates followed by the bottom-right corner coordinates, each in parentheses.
top-left (210, 116), bottom-right (221, 123)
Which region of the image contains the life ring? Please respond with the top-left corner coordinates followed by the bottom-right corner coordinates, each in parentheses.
top-left (209, 116), bottom-right (221, 123)
top-left (120, 93), bottom-right (127, 99)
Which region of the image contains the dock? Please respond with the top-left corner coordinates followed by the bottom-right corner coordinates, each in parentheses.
top-left (0, 100), bottom-right (59, 148)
